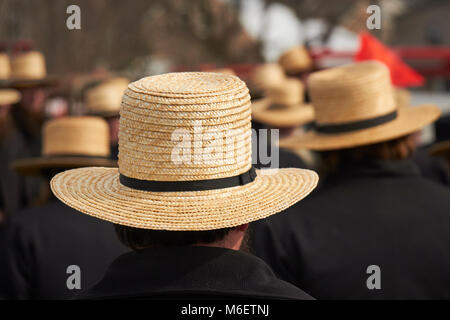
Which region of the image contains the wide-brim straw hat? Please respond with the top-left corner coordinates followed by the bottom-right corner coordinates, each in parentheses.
top-left (85, 77), bottom-right (130, 117)
top-left (252, 78), bottom-right (314, 127)
top-left (1, 51), bottom-right (58, 88)
top-left (278, 46), bottom-right (313, 75)
top-left (0, 89), bottom-right (21, 105)
top-left (50, 72), bottom-right (318, 231)
top-left (12, 116), bottom-right (116, 175)
top-left (279, 61), bottom-right (441, 151)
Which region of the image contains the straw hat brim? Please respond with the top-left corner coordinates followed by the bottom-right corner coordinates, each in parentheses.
top-left (429, 140), bottom-right (450, 158)
top-left (0, 76), bottom-right (60, 89)
top-left (12, 156), bottom-right (117, 176)
top-left (252, 98), bottom-right (315, 127)
top-left (279, 104), bottom-right (441, 150)
top-left (50, 167), bottom-right (318, 231)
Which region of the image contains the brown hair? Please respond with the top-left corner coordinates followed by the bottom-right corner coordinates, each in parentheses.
top-left (114, 224), bottom-right (236, 250)
top-left (319, 134), bottom-right (417, 174)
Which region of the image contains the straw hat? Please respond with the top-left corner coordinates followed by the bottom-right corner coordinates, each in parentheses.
top-left (12, 116), bottom-right (116, 175)
top-left (250, 63), bottom-right (286, 94)
top-left (278, 46), bottom-right (313, 75)
top-left (85, 77), bottom-right (130, 117)
top-left (0, 53), bottom-right (11, 80)
top-left (5, 51), bottom-right (57, 88)
top-left (252, 78), bottom-right (314, 127)
top-left (50, 72), bottom-right (318, 231)
top-left (0, 89), bottom-right (21, 105)
top-left (279, 61), bottom-right (441, 151)
top-left (394, 88), bottom-right (411, 109)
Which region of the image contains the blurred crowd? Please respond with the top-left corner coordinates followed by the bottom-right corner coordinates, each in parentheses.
top-left (0, 37), bottom-right (450, 300)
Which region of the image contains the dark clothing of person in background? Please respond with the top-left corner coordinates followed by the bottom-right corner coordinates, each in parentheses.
top-left (252, 159), bottom-right (450, 299)
top-left (0, 117), bottom-right (42, 222)
top-left (0, 200), bottom-right (127, 299)
top-left (412, 147), bottom-right (450, 186)
top-left (77, 246), bottom-right (313, 300)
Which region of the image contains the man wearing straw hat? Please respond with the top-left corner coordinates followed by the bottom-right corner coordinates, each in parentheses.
top-left (0, 116), bottom-right (127, 299)
top-left (0, 88), bottom-right (36, 223)
top-left (252, 61), bottom-right (450, 299)
top-left (0, 44), bottom-right (58, 219)
top-left (50, 72), bottom-right (319, 299)
top-left (251, 77), bottom-right (315, 169)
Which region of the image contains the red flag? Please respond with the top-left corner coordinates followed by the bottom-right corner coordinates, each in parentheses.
top-left (355, 32), bottom-right (424, 87)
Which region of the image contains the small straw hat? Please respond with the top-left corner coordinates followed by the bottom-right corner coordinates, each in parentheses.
top-left (0, 53), bottom-right (11, 80)
top-left (50, 72), bottom-right (318, 231)
top-left (252, 78), bottom-right (314, 127)
top-left (278, 46), bottom-right (313, 75)
top-left (12, 116), bottom-right (116, 175)
top-left (85, 77), bottom-right (130, 117)
top-left (279, 61), bottom-right (441, 151)
top-left (0, 89), bottom-right (21, 105)
top-left (250, 63), bottom-right (286, 96)
top-left (5, 50), bottom-right (57, 88)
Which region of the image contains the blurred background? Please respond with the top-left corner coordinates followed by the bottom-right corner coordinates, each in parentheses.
top-left (0, 0), bottom-right (448, 84)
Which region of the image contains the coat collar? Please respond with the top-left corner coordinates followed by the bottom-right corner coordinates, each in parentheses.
top-left (76, 246), bottom-right (311, 300)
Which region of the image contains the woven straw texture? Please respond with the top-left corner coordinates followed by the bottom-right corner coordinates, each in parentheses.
top-left (13, 116), bottom-right (116, 175)
top-left (51, 72), bottom-right (319, 230)
top-left (279, 61), bottom-right (441, 150)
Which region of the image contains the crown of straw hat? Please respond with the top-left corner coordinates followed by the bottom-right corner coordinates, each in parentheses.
top-left (0, 53), bottom-right (11, 80)
top-left (278, 46), bottom-right (313, 75)
top-left (394, 88), bottom-right (411, 109)
top-left (0, 89), bottom-right (21, 105)
top-left (11, 51), bottom-right (47, 80)
top-left (85, 77), bottom-right (130, 117)
top-left (12, 116), bottom-right (116, 175)
top-left (50, 72), bottom-right (318, 231)
top-left (4, 50), bottom-right (59, 88)
top-left (279, 61), bottom-right (441, 150)
top-left (252, 78), bottom-right (314, 127)
top-left (250, 63), bottom-right (286, 92)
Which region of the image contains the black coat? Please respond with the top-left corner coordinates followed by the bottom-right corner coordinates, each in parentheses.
top-left (0, 119), bottom-right (42, 220)
top-left (251, 159), bottom-right (450, 299)
top-left (0, 200), bottom-right (128, 299)
top-left (76, 246), bottom-right (314, 300)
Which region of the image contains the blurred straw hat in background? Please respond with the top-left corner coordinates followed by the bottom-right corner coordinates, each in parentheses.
top-left (252, 78), bottom-right (314, 127)
top-left (249, 63), bottom-right (286, 98)
top-left (12, 116), bottom-right (116, 175)
top-left (0, 89), bottom-right (21, 105)
top-left (6, 50), bottom-right (58, 88)
top-left (279, 61), bottom-right (441, 151)
top-left (278, 46), bottom-right (313, 75)
top-left (85, 77), bottom-right (130, 117)
top-left (51, 72), bottom-right (318, 231)
top-left (0, 52), bottom-right (11, 80)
